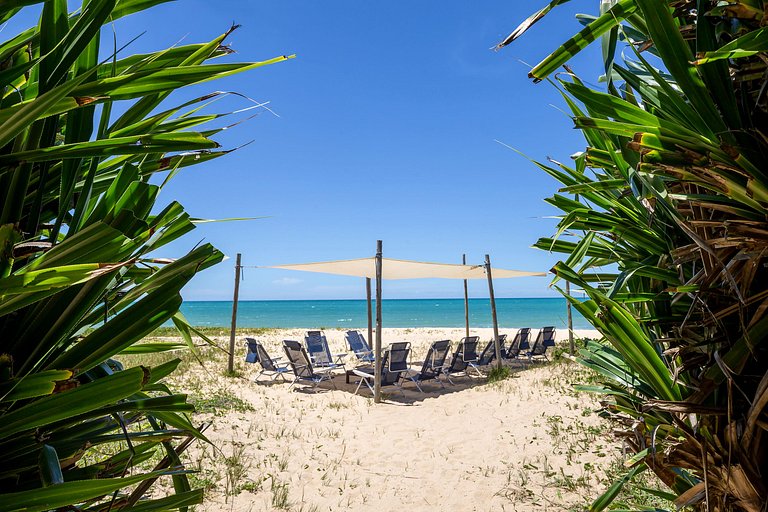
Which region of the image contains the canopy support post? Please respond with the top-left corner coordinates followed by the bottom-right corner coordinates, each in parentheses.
top-left (463, 253), bottom-right (469, 339)
top-left (566, 280), bottom-right (574, 355)
top-left (485, 254), bottom-right (502, 370)
top-left (227, 253), bottom-right (242, 374)
top-left (374, 240), bottom-right (383, 404)
top-left (366, 278), bottom-right (373, 346)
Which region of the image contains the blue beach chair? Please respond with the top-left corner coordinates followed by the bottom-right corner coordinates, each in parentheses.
top-left (405, 339), bottom-right (452, 392)
top-left (345, 330), bottom-right (374, 364)
top-left (282, 339), bottom-right (337, 391)
top-left (504, 328), bottom-right (531, 360)
top-left (304, 330), bottom-right (347, 369)
top-left (351, 342), bottom-right (411, 397)
top-left (244, 338), bottom-right (291, 382)
top-left (527, 327), bottom-right (556, 361)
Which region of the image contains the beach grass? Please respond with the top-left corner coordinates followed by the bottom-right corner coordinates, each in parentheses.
top-left (114, 327), bottom-right (675, 510)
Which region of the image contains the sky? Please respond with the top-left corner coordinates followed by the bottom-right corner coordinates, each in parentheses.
top-left (13, 1), bottom-right (606, 300)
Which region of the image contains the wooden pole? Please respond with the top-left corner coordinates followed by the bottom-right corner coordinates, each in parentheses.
top-left (374, 240), bottom-right (383, 403)
top-left (227, 253), bottom-right (242, 374)
top-left (366, 277), bottom-right (373, 346)
top-left (485, 254), bottom-right (502, 370)
top-left (463, 253), bottom-right (469, 339)
top-left (566, 280), bottom-right (574, 355)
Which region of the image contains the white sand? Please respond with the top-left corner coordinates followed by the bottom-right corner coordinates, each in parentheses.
top-left (163, 328), bottom-right (618, 511)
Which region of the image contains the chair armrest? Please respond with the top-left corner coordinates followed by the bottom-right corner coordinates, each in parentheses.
top-left (351, 368), bottom-right (374, 379)
top-left (315, 366), bottom-right (336, 375)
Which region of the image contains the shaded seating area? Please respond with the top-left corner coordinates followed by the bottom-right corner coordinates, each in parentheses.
top-left (244, 338), bottom-right (291, 382)
top-left (283, 339), bottom-right (337, 391)
top-left (245, 326), bottom-right (560, 398)
top-left (405, 339), bottom-right (452, 392)
top-left (350, 342), bottom-right (411, 396)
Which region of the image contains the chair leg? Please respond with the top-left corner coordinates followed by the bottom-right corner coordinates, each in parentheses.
top-left (412, 378), bottom-right (424, 393)
top-left (468, 363), bottom-right (483, 378)
top-left (354, 378), bottom-right (365, 395)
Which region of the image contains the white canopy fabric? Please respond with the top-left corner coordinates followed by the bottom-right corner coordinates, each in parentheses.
top-left (265, 257), bottom-right (546, 280)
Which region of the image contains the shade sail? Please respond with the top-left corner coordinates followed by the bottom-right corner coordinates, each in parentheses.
top-left (265, 257), bottom-right (546, 280)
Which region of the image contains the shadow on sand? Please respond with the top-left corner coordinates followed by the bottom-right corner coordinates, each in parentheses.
top-left (283, 359), bottom-right (539, 405)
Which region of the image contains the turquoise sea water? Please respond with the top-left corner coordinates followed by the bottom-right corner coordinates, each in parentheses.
top-left (177, 298), bottom-right (590, 329)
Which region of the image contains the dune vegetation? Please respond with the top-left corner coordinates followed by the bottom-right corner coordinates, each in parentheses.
top-left (498, 1), bottom-right (768, 510)
top-left (0, 1), bottom-right (289, 509)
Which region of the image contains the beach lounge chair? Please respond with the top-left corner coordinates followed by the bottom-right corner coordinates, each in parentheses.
top-left (405, 339), bottom-right (452, 392)
top-left (244, 338), bottom-right (291, 382)
top-left (351, 342), bottom-right (411, 396)
top-left (504, 328), bottom-right (531, 360)
top-left (477, 334), bottom-right (508, 368)
top-left (282, 339), bottom-right (337, 391)
top-left (527, 327), bottom-right (556, 361)
top-left (444, 336), bottom-right (481, 379)
top-left (304, 330), bottom-right (347, 369)
top-left (345, 330), bottom-right (374, 364)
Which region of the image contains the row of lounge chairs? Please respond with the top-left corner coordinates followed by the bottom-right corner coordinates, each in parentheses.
top-left (245, 327), bottom-right (556, 395)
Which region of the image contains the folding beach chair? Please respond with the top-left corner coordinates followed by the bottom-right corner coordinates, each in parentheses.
top-left (244, 338), bottom-right (291, 382)
top-left (405, 339), bottom-right (452, 392)
top-left (527, 327), bottom-right (556, 361)
top-left (504, 328), bottom-right (531, 360)
top-left (282, 339), bottom-right (337, 391)
top-left (304, 330), bottom-right (347, 369)
top-left (445, 336), bottom-right (481, 380)
top-left (351, 342), bottom-right (411, 397)
top-left (345, 330), bottom-right (374, 364)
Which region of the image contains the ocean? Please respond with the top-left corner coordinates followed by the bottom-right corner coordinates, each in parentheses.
top-left (177, 298), bottom-right (591, 329)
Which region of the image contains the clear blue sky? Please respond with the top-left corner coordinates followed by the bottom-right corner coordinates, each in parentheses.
top-left (18, 1), bottom-right (605, 300)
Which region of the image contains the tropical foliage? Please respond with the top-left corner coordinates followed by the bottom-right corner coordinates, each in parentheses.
top-left (0, 0), bottom-right (290, 509)
top-left (498, 1), bottom-right (767, 511)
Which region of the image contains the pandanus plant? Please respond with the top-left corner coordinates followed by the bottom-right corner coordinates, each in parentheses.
top-left (0, 0), bottom-right (291, 509)
top-left (498, 1), bottom-right (767, 510)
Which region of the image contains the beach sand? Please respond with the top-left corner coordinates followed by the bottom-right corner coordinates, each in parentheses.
top-left (144, 327), bottom-right (621, 511)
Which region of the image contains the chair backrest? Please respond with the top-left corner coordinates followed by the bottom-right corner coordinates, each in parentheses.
top-left (245, 338), bottom-right (259, 363)
top-left (506, 328), bottom-right (531, 358)
top-left (530, 327), bottom-right (556, 356)
top-left (460, 336), bottom-right (479, 363)
top-left (283, 339), bottom-right (314, 378)
top-left (345, 330), bottom-right (374, 362)
top-left (542, 326), bottom-right (556, 347)
top-left (382, 342), bottom-right (411, 386)
top-left (419, 340), bottom-right (451, 378)
top-left (387, 342), bottom-right (410, 372)
top-left (497, 334), bottom-right (508, 356)
top-left (305, 331), bottom-right (332, 366)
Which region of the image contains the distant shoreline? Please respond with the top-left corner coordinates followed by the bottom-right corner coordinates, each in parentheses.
top-left (174, 297), bottom-right (593, 330)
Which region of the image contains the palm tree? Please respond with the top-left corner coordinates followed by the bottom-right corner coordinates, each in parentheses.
top-left (0, 1), bottom-right (291, 509)
top-left (497, 1), bottom-right (767, 510)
